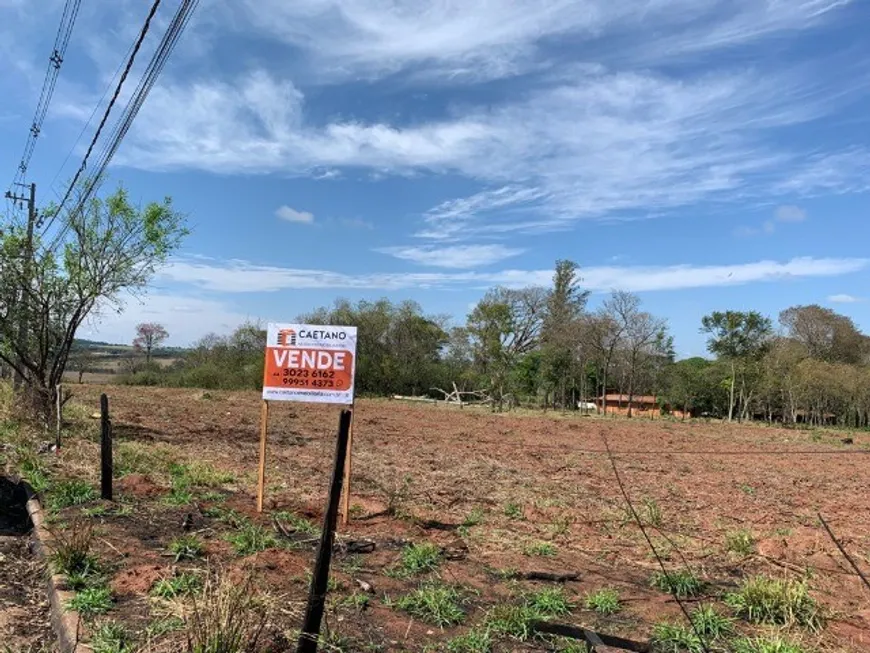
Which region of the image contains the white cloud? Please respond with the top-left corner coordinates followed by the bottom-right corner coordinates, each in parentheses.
top-left (112, 65), bottom-right (869, 238)
top-left (275, 205), bottom-right (314, 223)
top-left (828, 293), bottom-right (864, 303)
top-left (775, 205), bottom-right (807, 222)
top-left (237, 0), bottom-right (852, 80)
top-left (79, 294), bottom-right (259, 347)
top-left (378, 244), bottom-right (524, 268)
top-left (160, 255), bottom-right (868, 294)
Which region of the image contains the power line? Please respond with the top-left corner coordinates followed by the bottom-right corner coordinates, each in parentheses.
top-left (47, 39), bottom-right (138, 205)
top-left (9, 0), bottom-right (82, 189)
top-left (817, 513), bottom-right (870, 595)
top-left (601, 432), bottom-right (712, 653)
top-left (44, 0), bottom-right (200, 251)
top-left (47, 0), bottom-right (163, 230)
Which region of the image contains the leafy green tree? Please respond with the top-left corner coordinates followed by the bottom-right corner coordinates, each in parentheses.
top-left (540, 260), bottom-right (588, 409)
top-left (0, 186), bottom-right (186, 421)
top-left (467, 286), bottom-right (547, 408)
top-left (700, 311), bottom-right (772, 421)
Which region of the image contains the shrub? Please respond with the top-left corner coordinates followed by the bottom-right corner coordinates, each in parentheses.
top-left (725, 576), bottom-right (822, 631)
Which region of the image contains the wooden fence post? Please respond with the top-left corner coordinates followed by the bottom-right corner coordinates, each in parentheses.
top-left (100, 394), bottom-right (112, 501)
top-left (55, 384), bottom-right (62, 450)
top-left (297, 409), bottom-right (352, 653)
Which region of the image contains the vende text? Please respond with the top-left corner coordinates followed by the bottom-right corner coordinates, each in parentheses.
top-left (272, 348), bottom-right (347, 371)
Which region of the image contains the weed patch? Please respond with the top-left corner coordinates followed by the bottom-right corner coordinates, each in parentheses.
top-left (725, 576), bottom-right (823, 630)
top-left (446, 628), bottom-right (492, 653)
top-left (731, 636), bottom-right (811, 653)
top-left (725, 529), bottom-right (755, 556)
top-left (651, 622), bottom-right (702, 653)
top-left (91, 621), bottom-right (133, 653)
top-left (390, 542), bottom-right (441, 578)
top-left (167, 534), bottom-right (204, 561)
top-left (584, 588), bottom-right (621, 615)
top-left (503, 501), bottom-right (523, 520)
top-left (186, 573), bottom-right (268, 653)
top-left (151, 572), bottom-right (203, 599)
top-left (523, 541), bottom-right (557, 557)
top-left (391, 581), bottom-right (467, 627)
top-left (49, 479), bottom-right (96, 510)
top-left (526, 587), bottom-right (572, 618)
top-left (225, 522), bottom-right (278, 556)
top-left (690, 604), bottom-right (733, 640)
top-left (650, 570), bottom-right (705, 598)
top-left (68, 586), bottom-right (113, 618)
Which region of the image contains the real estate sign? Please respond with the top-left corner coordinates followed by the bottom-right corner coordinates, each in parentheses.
top-left (262, 323), bottom-right (357, 404)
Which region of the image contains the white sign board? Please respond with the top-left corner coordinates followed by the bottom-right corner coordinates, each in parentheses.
top-left (262, 323), bottom-right (357, 404)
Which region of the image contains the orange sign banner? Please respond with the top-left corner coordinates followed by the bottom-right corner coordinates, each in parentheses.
top-left (262, 323), bottom-right (357, 404)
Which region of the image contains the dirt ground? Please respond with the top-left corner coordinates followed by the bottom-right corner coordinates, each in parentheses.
top-left (32, 386), bottom-right (870, 651)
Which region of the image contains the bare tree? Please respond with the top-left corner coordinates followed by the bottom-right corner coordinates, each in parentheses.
top-left (605, 291), bottom-right (669, 417)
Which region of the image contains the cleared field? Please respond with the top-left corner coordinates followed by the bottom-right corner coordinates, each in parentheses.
top-left (36, 386), bottom-right (870, 651)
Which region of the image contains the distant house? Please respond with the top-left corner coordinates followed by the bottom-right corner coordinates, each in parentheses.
top-left (596, 394), bottom-right (685, 419)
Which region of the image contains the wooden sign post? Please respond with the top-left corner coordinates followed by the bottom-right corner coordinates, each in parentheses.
top-left (256, 323), bottom-right (358, 514)
top-left (256, 399), bottom-right (270, 513)
top-left (340, 403), bottom-right (355, 526)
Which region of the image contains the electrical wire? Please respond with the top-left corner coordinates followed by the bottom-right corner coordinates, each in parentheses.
top-left (44, 0), bottom-right (200, 252)
top-left (601, 431), bottom-right (712, 653)
top-left (8, 0), bottom-right (82, 190)
top-left (47, 0), bottom-right (163, 232)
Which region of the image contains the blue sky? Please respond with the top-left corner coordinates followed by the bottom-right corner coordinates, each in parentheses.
top-left (1, 0), bottom-right (869, 356)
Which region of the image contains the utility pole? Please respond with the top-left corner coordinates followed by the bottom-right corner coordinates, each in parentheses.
top-left (4, 182), bottom-right (37, 389)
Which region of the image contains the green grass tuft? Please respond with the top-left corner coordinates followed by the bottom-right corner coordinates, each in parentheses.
top-left (392, 542), bottom-right (441, 577)
top-left (167, 534), bottom-right (204, 561)
top-left (446, 628), bottom-right (492, 653)
top-left (731, 636), bottom-right (811, 653)
top-left (584, 588), bottom-right (621, 615)
top-left (392, 581), bottom-right (467, 627)
top-left (650, 570), bottom-right (705, 598)
top-left (68, 586), bottom-right (113, 618)
top-left (484, 604), bottom-right (538, 641)
top-left (90, 621), bottom-right (133, 653)
top-left (725, 529), bottom-right (755, 556)
top-left (49, 479), bottom-right (96, 510)
top-left (523, 541), bottom-right (557, 557)
top-left (526, 587), bottom-right (573, 618)
top-left (651, 622), bottom-right (702, 653)
top-left (274, 511), bottom-right (319, 536)
top-left (503, 502), bottom-right (523, 520)
top-left (225, 522), bottom-right (277, 556)
top-left (690, 604), bottom-right (734, 640)
top-left (151, 572), bottom-right (203, 599)
top-left (725, 576), bottom-right (823, 631)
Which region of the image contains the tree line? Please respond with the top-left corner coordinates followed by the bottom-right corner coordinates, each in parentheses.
top-left (121, 259), bottom-right (870, 427)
